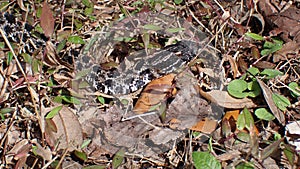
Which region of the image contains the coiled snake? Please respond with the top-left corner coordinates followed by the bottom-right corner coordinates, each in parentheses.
top-left (76, 12), bottom-right (219, 95)
top-left (0, 12), bottom-right (219, 95)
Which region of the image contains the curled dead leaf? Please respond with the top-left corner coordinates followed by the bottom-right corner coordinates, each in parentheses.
top-left (133, 74), bottom-right (176, 114)
top-left (198, 88), bottom-right (258, 109)
top-left (45, 106), bottom-right (83, 151)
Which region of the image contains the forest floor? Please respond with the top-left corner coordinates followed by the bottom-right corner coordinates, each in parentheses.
top-left (0, 0), bottom-right (299, 168)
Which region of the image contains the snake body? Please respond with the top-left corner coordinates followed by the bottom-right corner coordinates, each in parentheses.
top-left (76, 12), bottom-right (217, 95)
top-left (0, 12), bottom-right (218, 95)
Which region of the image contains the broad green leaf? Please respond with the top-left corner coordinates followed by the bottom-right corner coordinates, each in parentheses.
top-left (283, 144), bottom-right (295, 166)
top-left (263, 39), bottom-right (283, 48)
top-left (247, 67), bottom-right (260, 76)
top-left (166, 27), bottom-right (185, 33)
top-left (74, 150), bottom-right (87, 161)
top-left (236, 131), bottom-right (250, 143)
top-left (68, 36), bottom-right (85, 44)
top-left (272, 93), bottom-right (291, 111)
top-left (143, 24), bottom-right (162, 31)
top-left (227, 79), bottom-right (248, 98)
top-left (45, 105), bottom-right (63, 119)
top-left (81, 139), bottom-right (91, 149)
top-left (192, 151), bottom-right (221, 169)
top-left (254, 108), bottom-right (275, 121)
top-left (174, 0), bottom-right (183, 4)
top-left (260, 69), bottom-right (283, 79)
top-left (245, 32), bottom-right (264, 41)
top-left (288, 82), bottom-right (300, 97)
top-left (97, 96), bottom-right (105, 104)
top-left (247, 80), bottom-right (261, 97)
top-left (56, 40), bottom-right (66, 53)
top-left (261, 39), bottom-right (283, 56)
top-left (112, 149), bottom-right (125, 169)
top-left (237, 108), bottom-right (254, 131)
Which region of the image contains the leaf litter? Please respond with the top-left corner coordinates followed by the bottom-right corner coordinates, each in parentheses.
top-left (0, 0), bottom-right (299, 168)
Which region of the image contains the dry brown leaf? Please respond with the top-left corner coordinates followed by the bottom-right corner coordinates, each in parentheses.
top-left (133, 73), bottom-right (176, 114)
top-left (198, 89), bottom-right (258, 109)
top-left (256, 79), bottom-right (285, 125)
top-left (31, 139), bottom-right (52, 161)
top-left (40, 1), bottom-right (55, 37)
top-left (217, 150), bottom-right (241, 161)
top-left (45, 106), bottom-right (83, 151)
top-left (189, 118), bottom-right (217, 134)
top-left (260, 138), bottom-right (283, 161)
top-left (253, 61), bottom-right (276, 69)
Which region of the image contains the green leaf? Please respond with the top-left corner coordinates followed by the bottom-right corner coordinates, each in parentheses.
top-left (22, 53), bottom-right (32, 64)
top-left (236, 131), bottom-right (250, 143)
top-left (112, 148), bottom-right (125, 169)
top-left (227, 79), bottom-right (248, 98)
top-left (56, 40), bottom-right (66, 53)
top-left (84, 7), bottom-right (94, 16)
top-left (0, 108), bottom-right (14, 114)
top-left (288, 82), bottom-right (300, 97)
top-left (97, 96), bottom-right (105, 104)
top-left (247, 67), bottom-right (260, 76)
top-left (82, 0), bottom-right (92, 7)
top-left (272, 93), bottom-right (291, 111)
top-left (7, 51), bottom-right (13, 65)
top-left (192, 151), bottom-right (221, 169)
top-left (261, 39), bottom-right (283, 56)
top-left (45, 105), bottom-right (62, 119)
top-left (245, 32), bottom-right (264, 41)
top-left (81, 139), bottom-right (91, 149)
top-left (32, 59), bottom-right (40, 73)
top-left (68, 36), bottom-right (85, 44)
top-left (166, 27), bottom-right (185, 33)
top-left (74, 19), bottom-right (83, 30)
top-left (247, 80), bottom-right (261, 97)
top-left (0, 42), bottom-right (4, 48)
top-left (174, 0), bottom-right (183, 5)
top-left (0, 108), bottom-right (14, 120)
top-left (83, 165), bottom-right (106, 169)
top-left (143, 24), bottom-right (162, 31)
top-left (254, 108), bottom-right (275, 121)
top-left (74, 150), bottom-right (87, 161)
top-left (237, 107), bottom-right (254, 131)
top-left (53, 95), bottom-right (81, 105)
top-left (236, 162), bottom-right (254, 169)
top-left (274, 132), bottom-right (282, 140)
top-left (283, 144), bottom-right (295, 166)
top-left (260, 69), bottom-right (283, 79)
